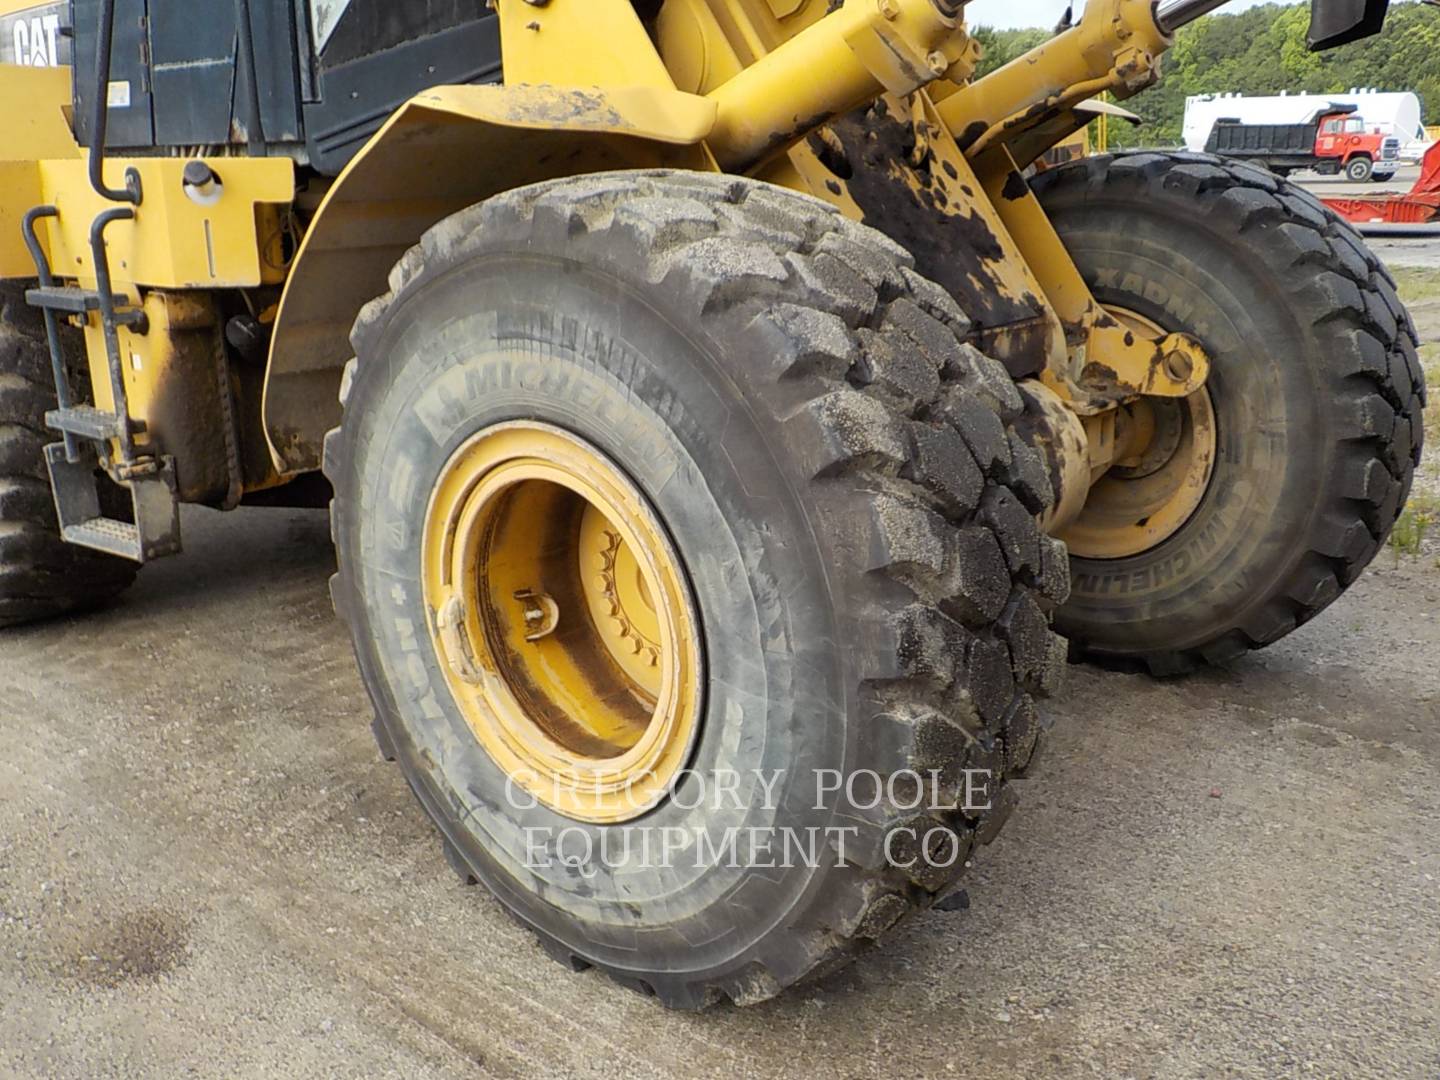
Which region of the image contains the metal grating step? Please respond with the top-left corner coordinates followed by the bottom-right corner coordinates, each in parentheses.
top-left (63, 518), bottom-right (142, 560)
top-left (26, 285), bottom-right (104, 312)
top-left (46, 405), bottom-right (125, 441)
top-left (45, 443), bottom-right (181, 564)
top-left (25, 286), bottom-right (147, 326)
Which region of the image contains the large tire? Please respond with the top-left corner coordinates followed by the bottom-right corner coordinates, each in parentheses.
top-left (325, 171), bottom-right (1068, 1007)
top-left (0, 285), bottom-right (136, 627)
top-left (1031, 153), bottom-right (1424, 672)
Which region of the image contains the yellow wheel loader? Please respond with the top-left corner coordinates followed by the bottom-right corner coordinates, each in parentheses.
top-left (0, 0), bottom-right (1421, 1006)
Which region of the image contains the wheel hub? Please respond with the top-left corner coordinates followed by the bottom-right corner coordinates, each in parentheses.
top-left (581, 507), bottom-right (663, 692)
top-left (421, 422), bottom-right (702, 824)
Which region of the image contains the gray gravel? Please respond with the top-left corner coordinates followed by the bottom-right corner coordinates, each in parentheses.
top-left (1371, 237), bottom-right (1440, 270)
top-left (2, 246), bottom-right (1438, 1078)
top-left (1297, 163), bottom-right (1423, 200)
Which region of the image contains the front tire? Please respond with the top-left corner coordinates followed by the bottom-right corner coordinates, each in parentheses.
top-left (1031, 153), bottom-right (1424, 672)
top-left (1345, 156), bottom-right (1374, 182)
top-left (325, 172), bottom-right (1068, 1006)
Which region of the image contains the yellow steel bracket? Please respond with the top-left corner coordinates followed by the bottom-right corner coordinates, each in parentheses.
top-left (973, 140), bottom-right (1210, 414)
top-left (922, 0), bottom-right (1213, 414)
top-left (937, 0), bottom-right (1168, 161)
top-left (1080, 324), bottom-right (1210, 400)
top-left (846, 0), bottom-right (967, 96)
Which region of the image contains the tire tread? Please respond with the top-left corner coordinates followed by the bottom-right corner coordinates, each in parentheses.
top-left (1031, 153), bottom-right (1422, 674)
top-left (324, 171), bottom-right (1068, 1007)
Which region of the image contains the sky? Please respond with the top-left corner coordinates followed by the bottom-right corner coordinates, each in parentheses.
top-left (966, 0), bottom-right (1296, 31)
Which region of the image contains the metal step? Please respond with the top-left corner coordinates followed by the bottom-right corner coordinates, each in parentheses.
top-left (46, 405), bottom-right (125, 441)
top-left (62, 518), bottom-right (143, 560)
top-left (25, 285), bottom-right (147, 327)
top-left (26, 285), bottom-right (104, 312)
top-left (44, 443), bottom-right (181, 564)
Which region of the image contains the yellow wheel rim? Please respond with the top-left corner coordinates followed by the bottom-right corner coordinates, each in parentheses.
top-left (1060, 308), bottom-right (1219, 560)
top-left (421, 422), bottom-right (702, 824)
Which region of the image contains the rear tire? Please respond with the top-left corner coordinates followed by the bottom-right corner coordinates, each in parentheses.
top-left (326, 171), bottom-right (1068, 1007)
top-left (1031, 153), bottom-right (1423, 673)
top-left (0, 285), bottom-right (136, 628)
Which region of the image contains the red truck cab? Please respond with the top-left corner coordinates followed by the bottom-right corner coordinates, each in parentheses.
top-left (1314, 111), bottom-right (1399, 181)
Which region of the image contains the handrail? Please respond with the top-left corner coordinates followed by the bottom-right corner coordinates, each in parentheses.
top-left (20, 205), bottom-right (81, 463)
top-left (88, 0), bottom-right (143, 205)
top-left (89, 207), bottom-right (139, 462)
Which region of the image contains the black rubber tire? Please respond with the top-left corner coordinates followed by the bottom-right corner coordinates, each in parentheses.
top-left (0, 285), bottom-right (136, 628)
top-left (1345, 156), bottom-right (1374, 183)
top-left (325, 171), bottom-right (1068, 1008)
top-left (1031, 152), bottom-right (1424, 673)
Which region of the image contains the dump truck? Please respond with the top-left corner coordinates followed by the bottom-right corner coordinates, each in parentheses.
top-left (1204, 103), bottom-right (1401, 181)
top-left (1184, 89), bottom-right (1424, 158)
top-left (0, 0), bottom-right (1422, 1007)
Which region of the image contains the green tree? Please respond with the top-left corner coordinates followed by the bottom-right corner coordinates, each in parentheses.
top-left (971, 0), bottom-right (1440, 149)
top-left (972, 26), bottom-right (1054, 77)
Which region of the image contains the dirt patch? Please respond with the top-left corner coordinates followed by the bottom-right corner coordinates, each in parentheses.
top-left (65, 908), bottom-right (191, 988)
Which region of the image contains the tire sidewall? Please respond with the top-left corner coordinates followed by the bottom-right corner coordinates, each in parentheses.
top-left (337, 252), bottom-right (861, 977)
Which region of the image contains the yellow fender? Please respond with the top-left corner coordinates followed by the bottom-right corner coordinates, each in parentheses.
top-left (262, 83), bottom-right (716, 475)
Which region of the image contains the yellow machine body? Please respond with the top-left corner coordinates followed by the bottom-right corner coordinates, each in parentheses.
top-left (261, 0), bottom-right (1204, 492)
top-left (0, 0), bottom-right (1212, 534)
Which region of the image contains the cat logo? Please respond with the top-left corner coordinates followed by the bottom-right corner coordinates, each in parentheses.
top-left (1, 6), bottom-right (66, 68)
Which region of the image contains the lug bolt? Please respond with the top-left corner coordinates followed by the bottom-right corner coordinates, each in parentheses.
top-left (515, 589), bottom-right (560, 641)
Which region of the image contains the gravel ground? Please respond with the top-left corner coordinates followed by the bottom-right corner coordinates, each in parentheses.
top-left (1, 246), bottom-right (1437, 1079)
top-left (1297, 163), bottom-right (1422, 200)
top-left (1373, 238), bottom-right (1440, 270)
